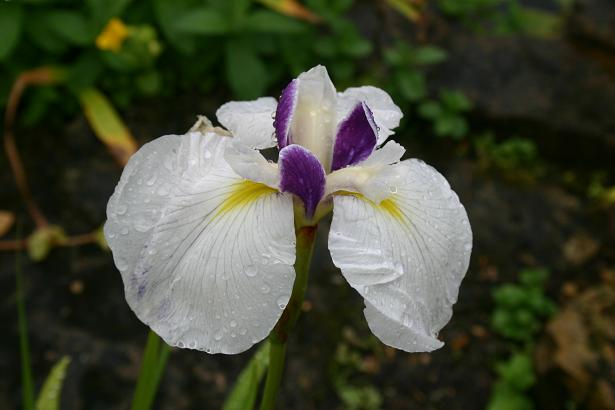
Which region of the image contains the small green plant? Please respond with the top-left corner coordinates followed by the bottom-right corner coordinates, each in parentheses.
top-left (474, 133), bottom-right (543, 178)
top-left (487, 268), bottom-right (557, 410)
top-left (488, 353), bottom-right (535, 410)
top-left (383, 42), bottom-right (448, 103)
top-left (491, 268), bottom-right (557, 343)
top-left (330, 343), bottom-right (383, 410)
top-left (418, 90), bottom-right (473, 140)
top-left (437, 0), bottom-right (564, 38)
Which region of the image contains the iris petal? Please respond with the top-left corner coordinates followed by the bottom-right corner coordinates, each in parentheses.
top-left (331, 102), bottom-right (378, 171)
top-left (216, 97), bottom-right (277, 149)
top-left (279, 144), bottom-right (326, 218)
top-left (274, 79), bottom-right (297, 149)
top-left (337, 86), bottom-right (403, 145)
top-left (328, 159), bottom-right (472, 352)
top-left (105, 131), bottom-right (296, 354)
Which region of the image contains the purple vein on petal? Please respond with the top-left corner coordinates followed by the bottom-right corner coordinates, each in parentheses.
top-left (274, 79), bottom-right (297, 149)
top-left (331, 101), bottom-right (378, 171)
top-left (279, 144), bottom-right (325, 218)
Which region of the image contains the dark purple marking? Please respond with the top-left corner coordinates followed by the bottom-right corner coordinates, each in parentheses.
top-left (274, 79), bottom-right (297, 149)
top-left (331, 102), bottom-right (378, 171)
top-left (279, 145), bottom-right (326, 218)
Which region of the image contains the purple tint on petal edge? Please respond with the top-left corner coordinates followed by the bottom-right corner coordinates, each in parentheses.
top-left (274, 79), bottom-right (297, 149)
top-left (279, 145), bottom-right (326, 218)
top-left (331, 102), bottom-right (378, 171)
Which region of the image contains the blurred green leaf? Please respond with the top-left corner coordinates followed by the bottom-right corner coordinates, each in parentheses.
top-left (27, 226), bottom-right (68, 261)
top-left (86, 0), bottom-right (133, 28)
top-left (44, 11), bottom-right (92, 46)
top-left (441, 90), bottom-right (472, 111)
top-left (152, 0), bottom-right (197, 54)
top-left (77, 87), bottom-right (138, 166)
top-left (244, 10), bottom-right (306, 33)
top-left (225, 39), bottom-right (268, 99)
top-left (0, 3), bottom-right (23, 60)
top-left (174, 8), bottom-right (230, 34)
top-left (222, 342), bottom-right (270, 410)
top-left (412, 46), bottom-right (448, 65)
top-left (397, 70), bottom-right (426, 101)
top-left (435, 114), bottom-right (467, 139)
top-left (67, 52), bottom-right (103, 92)
top-left (131, 331), bottom-right (170, 410)
top-left (35, 357), bottom-right (71, 410)
top-left (25, 13), bottom-right (70, 53)
top-left (418, 101), bottom-right (442, 119)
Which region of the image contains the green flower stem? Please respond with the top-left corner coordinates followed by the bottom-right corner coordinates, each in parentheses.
top-left (259, 225), bottom-right (318, 410)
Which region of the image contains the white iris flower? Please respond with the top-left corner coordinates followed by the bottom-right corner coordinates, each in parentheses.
top-left (104, 65), bottom-right (472, 355)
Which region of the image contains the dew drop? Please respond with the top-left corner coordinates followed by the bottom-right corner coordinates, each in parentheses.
top-left (245, 265), bottom-right (257, 277)
top-left (276, 295), bottom-right (289, 309)
top-left (146, 175), bottom-right (157, 186)
top-left (240, 328), bottom-right (247, 335)
top-left (204, 150), bottom-right (212, 159)
top-left (260, 285), bottom-right (271, 294)
top-left (205, 348), bottom-right (212, 353)
top-left (230, 332), bottom-right (236, 338)
top-left (230, 320), bottom-right (237, 328)
top-left (116, 257), bottom-right (129, 271)
top-left (120, 227), bottom-right (129, 235)
top-left (177, 341), bottom-right (185, 348)
top-left (188, 341), bottom-right (196, 349)
top-left (116, 204), bottom-right (127, 215)
top-left (157, 185), bottom-right (170, 196)
top-left (214, 330), bottom-right (223, 341)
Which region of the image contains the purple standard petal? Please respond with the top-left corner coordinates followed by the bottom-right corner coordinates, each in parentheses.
top-left (274, 79), bottom-right (297, 149)
top-left (331, 101), bottom-right (378, 171)
top-left (279, 144), bottom-right (326, 218)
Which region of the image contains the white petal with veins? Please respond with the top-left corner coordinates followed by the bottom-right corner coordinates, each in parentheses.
top-left (216, 97), bottom-right (277, 149)
top-left (224, 140), bottom-right (280, 189)
top-left (104, 131), bottom-right (295, 354)
top-left (359, 140), bottom-right (406, 167)
top-left (337, 86), bottom-right (403, 144)
top-left (328, 159), bottom-right (472, 352)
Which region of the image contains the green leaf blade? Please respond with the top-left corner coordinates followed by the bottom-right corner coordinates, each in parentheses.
top-left (0, 3), bottom-right (23, 60)
top-left (35, 357), bottom-right (71, 410)
top-left (223, 342), bottom-right (270, 410)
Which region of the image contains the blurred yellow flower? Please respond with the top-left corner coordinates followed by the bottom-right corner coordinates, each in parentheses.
top-left (96, 18), bottom-right (129, 52)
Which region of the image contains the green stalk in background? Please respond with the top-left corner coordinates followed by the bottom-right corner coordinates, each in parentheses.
top-left (259, 225), bottom-right (318, 410)
top-left (16, 221), bottom-right (35, 410)
top-left (131, 330), bottom-right (171, 410)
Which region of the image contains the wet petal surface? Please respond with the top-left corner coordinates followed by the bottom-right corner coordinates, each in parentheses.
top-left (279, 144), bottom-right (326, 218)
top-left (105, 131), bottom-right (296, 354)
top-left (328, 159), bottom-right (472, 352)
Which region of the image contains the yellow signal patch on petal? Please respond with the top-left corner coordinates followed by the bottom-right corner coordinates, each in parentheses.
top-left (336, 191), bottom-right (406, 225)
top-left (216, 180), bottom-right (278, 218)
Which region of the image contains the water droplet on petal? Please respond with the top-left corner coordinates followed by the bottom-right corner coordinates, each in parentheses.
top-left (120, 227), bottom-right (129, 235)
top-left (276, 295), bottom-right (289, 309)
top-left (245, 265), bottom-right (257, 277)
top-left (116, 204), bottom-right (127, 215)
top-left (214, 330), bottom-right (223, 341)
top-left (146, 175), bottom-right (157, 186)
top-left (260, 285), bottom-right (270, 294)
top-left (230, 320), bottom-right (237, 328)
top-left (177, 341), bottom-right (185, 348)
